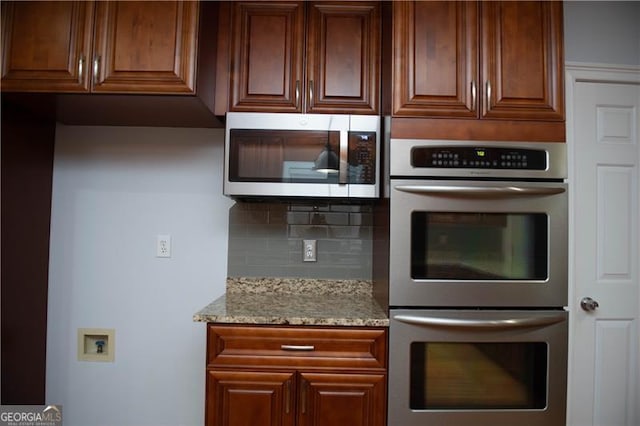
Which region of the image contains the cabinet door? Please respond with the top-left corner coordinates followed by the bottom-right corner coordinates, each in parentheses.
top-left (228, 1), bottom-right (305, 112)
top-left (306, 1), bottom-right (380, 114)
top-left (1, 1), bottom-right (94, 92)
top-left (481, 1), bottom-right (564, 120)
top-left (91, 1), bottom-right (199, 93)
top-left (298, 372), bottom-right (386, 426)
top-left (207, 370), bottom-right (296, 426)
top-left (392, 1), bottom-right (478, 118)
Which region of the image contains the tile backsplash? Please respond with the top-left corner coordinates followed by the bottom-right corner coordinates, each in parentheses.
top-left (227, 201), bottom-right (373, 280)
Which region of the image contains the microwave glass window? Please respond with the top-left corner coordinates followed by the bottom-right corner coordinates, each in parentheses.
top-left (229, 129), bottom-right (340, 183)
top-left (409, 342), bottom-right (548, 410)
top-left (411, 212), bottom-right (548, 280)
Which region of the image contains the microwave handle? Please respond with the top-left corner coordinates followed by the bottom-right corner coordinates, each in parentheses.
top-left (394, 185), bottom-right (565, 197)
top-left (394, 314), bottom-right (566, 330)
top-left (339, 130), bottom-right (349, 184)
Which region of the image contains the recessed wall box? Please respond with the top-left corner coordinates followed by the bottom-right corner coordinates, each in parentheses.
top-left (78, 328), bottom-right (115, 362)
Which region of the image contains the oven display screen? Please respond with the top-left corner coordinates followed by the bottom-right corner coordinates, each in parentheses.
top-left (410, 342), bottom-right (548, 410)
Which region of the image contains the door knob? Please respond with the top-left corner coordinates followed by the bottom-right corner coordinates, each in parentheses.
top-left (580, 297), bottom-right (599, 312)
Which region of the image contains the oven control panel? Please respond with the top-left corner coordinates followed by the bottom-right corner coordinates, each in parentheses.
top-left (412, 146), bottom-right (547, 170)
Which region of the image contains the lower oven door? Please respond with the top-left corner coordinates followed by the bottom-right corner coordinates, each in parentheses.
top-left (388, 309), bottom-right (568, 426)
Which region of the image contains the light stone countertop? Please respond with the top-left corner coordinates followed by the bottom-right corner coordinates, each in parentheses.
top-left (193, 277), bottom-right (389, 327)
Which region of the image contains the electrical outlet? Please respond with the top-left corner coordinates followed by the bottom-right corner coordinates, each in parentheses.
top-left (156, 234), bottom-right (171, 258)
top-left (303, 239), bottom-right (317, 262)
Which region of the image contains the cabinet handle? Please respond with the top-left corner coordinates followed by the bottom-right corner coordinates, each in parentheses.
top-left (485, 80), bottom-right (492, 111)
top-left (295, 80), bottom-right (300, 108)
top-left (93, 56), bottom-right (101, 86)
top-left (308, 80), bottom-right (314, 108)
top-left (280, 345), bottom-right (315, 351)
top-left (471, 80), bottom-right (477, 112)
top-left (285, 380), bottom-right (291, 414)
top-left (78, 55), bottom-right (85, 84)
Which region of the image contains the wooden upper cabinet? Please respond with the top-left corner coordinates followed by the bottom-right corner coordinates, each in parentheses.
top-left (481, 1), bottom-right (564, 120)
top-left (228, 1), bottom-right (305, 112)
top-left (393, 1), bottom-right (478, 118)
top-left (92, 1), bottom-right (199, 93)
top-left (393, 0), bottom-right (564, 122)
top-left (305, 2), bottom-right (380, 114)
top-left (226, 1), bottom-right (380, 114)
top-left (1, 1), bottom-right (93, 92)
top-left (1, 0), bottom-right (200, 94)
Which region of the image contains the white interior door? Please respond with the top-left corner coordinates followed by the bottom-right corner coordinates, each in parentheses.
top-left (567, 68), bottom-right (640, 426)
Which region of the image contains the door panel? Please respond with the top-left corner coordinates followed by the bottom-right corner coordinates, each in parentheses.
top-left (481, 1), bottom-right (564, 120)
top-left (306, 2), bottom-right (380, 114)
top-left (392, 1), bottom-right (478, 117)
top-left (1, 0), bottom-right (93, 92)
top-left (229, 1), bottom-right (304, 112)
top-left (92, 0), bottom-right (199, 93)
top-left (206, 370), bottom-right (295, 426)
top-left (298, 372), bottom-right (386, 426)
top-left (569, 80), bottom-right (640, 426)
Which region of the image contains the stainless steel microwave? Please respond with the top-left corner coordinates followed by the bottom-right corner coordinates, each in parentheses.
top-left (223, 112), bottom-right (381, 199)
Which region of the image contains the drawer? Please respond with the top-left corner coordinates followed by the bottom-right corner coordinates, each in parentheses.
top-left (207, 324), bottom-right (387, 371)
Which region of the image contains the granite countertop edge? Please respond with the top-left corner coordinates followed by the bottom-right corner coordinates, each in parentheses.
top-left (193, 278), bottom-right (389, 327)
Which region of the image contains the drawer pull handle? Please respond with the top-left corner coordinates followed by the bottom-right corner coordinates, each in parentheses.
top-left (280, 345), bottom-right (315, 351)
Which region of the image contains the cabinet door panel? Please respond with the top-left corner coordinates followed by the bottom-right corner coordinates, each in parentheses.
top-left (1, 1), bottom-right (93, 92)
top-left (393, 1), bottom-right (478, 117)
top-left (298, 372), bottom-right (386, 426)
top-left (306, 1), bottom-right (380, 114)
top-left (92, 0), bottom-right (198, 93)
top-left (229, 2), bottom-right (304, 112)
top-left (207, 370), bottom-right (296, 426)
top-left (481, 1), bottom-right (564, 120)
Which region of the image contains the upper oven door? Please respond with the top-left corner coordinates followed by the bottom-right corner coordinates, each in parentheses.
top-left (389, 179), bottom-right (568, 308)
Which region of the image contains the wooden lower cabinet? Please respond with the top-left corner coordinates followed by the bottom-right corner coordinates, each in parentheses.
top-left (299, 372), bottom-right (386, 426)
top-left (207, 370), bottom-right (296, 426)
top-left (205, 324), bottom-right (388, 426)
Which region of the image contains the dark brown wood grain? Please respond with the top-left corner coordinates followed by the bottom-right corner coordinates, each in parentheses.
top-left (205, 324), bottom-right (388, 426)
top-left (225, 1), bottom-right (380, 114)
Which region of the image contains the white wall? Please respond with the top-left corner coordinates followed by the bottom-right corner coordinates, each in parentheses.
top-left (46, 125), bottom-right (233, 426)
top-left (564, 1), bottom-right (640, 66)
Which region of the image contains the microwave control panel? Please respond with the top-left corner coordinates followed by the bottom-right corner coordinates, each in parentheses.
top-left (348, 131), bottom-right (376, 184)
top-left (412, 146), bottom-right (547, 170)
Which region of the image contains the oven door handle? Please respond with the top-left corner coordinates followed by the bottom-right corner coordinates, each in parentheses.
top-left (394, 185), bottom-right (565, 198)
top-left (393, 314), bottom-right (566, 330)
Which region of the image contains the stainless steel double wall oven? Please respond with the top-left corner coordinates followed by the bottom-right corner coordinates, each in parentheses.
top-left (387, 140), bottom-right (569, 426)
